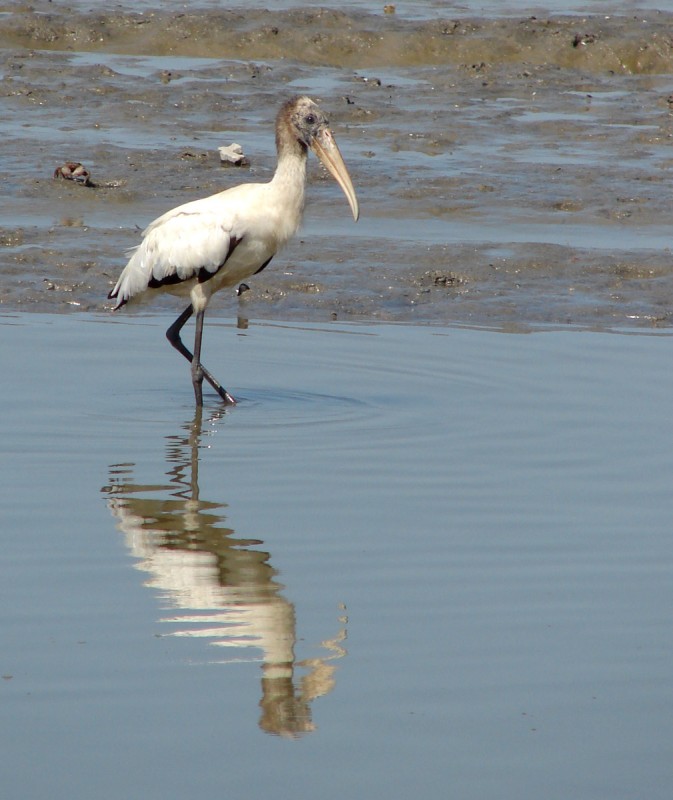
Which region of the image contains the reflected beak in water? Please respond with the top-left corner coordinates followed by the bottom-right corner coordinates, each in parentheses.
top-left (311, 127), bottom-right (360, 222)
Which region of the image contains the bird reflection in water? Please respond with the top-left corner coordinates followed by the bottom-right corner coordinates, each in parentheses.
top-left (101, 409), bottom-right (347, 737)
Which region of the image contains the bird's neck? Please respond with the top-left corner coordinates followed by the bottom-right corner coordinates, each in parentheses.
top-left (270, 145), bottom-right (308, 217)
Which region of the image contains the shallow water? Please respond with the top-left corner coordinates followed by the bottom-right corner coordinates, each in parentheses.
top-left (2, 312), bottom-right (673, 798)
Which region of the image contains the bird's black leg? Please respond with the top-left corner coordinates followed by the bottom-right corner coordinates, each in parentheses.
top-left (166, 305), bottom-right (195, 362)
top-left (191, 309), bottom-right (206, 407)
top-left (166, 304), bottom-right (237, 406)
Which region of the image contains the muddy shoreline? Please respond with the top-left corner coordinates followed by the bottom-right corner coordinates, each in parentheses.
top-left (2, 5), bottom-right (673, 330)
top-left (4, 8), bottom-right (673, 73)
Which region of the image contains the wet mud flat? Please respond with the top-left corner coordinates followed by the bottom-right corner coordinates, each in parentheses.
top-left (2, 4), bottom-right (673, 329)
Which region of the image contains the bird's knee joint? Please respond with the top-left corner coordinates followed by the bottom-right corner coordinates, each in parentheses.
top-left (191, 362), bottom-right (204, 384)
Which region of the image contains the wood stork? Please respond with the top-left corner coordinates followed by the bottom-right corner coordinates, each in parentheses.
top-left (108, 95), bottom-right (359, 406)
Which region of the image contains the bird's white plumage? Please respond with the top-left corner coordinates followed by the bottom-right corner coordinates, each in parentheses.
top-left (117, 210), bottom-right (233, 299)
top-left (108, 95), bottom-right (358, 406)
top-left (110, 172), bottom-right (306, 310)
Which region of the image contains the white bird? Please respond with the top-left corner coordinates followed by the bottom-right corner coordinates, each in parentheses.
top-left (108, 95), bottom-right (359, 406)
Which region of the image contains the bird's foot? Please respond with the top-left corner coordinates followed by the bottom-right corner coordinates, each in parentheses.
top-left (217, 387), bottom-right (237, 406)
top-left (192, 359), bottom-right (236, 406)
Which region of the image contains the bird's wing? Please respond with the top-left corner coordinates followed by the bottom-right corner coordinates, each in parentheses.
top-left (110, 195), bottom-right (242, 305)
top-left (142, 209), bottom-right (239, 285)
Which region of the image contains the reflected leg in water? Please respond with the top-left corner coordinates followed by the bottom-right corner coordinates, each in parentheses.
top-left (101, 408), bottom-right (347, 737)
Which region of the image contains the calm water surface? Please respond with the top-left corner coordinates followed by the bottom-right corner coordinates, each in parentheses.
top-left (1, 313), bottom-right (672, 798)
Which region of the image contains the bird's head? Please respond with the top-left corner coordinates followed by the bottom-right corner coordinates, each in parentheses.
top-left (278, 96), bottom-right (359, 222)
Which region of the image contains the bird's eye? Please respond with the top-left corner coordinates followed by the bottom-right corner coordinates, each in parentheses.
top-left (306, 113), bottom-right (316, 125)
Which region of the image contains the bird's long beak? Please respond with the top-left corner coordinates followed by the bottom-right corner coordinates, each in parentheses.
top-left (311, 127), bottom-right (360, 222)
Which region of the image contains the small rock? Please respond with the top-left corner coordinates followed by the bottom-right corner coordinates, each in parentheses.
top-left (219, 143), bottom-right (249, 167)
top-left (572, 32), bottom-right (598, 47)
